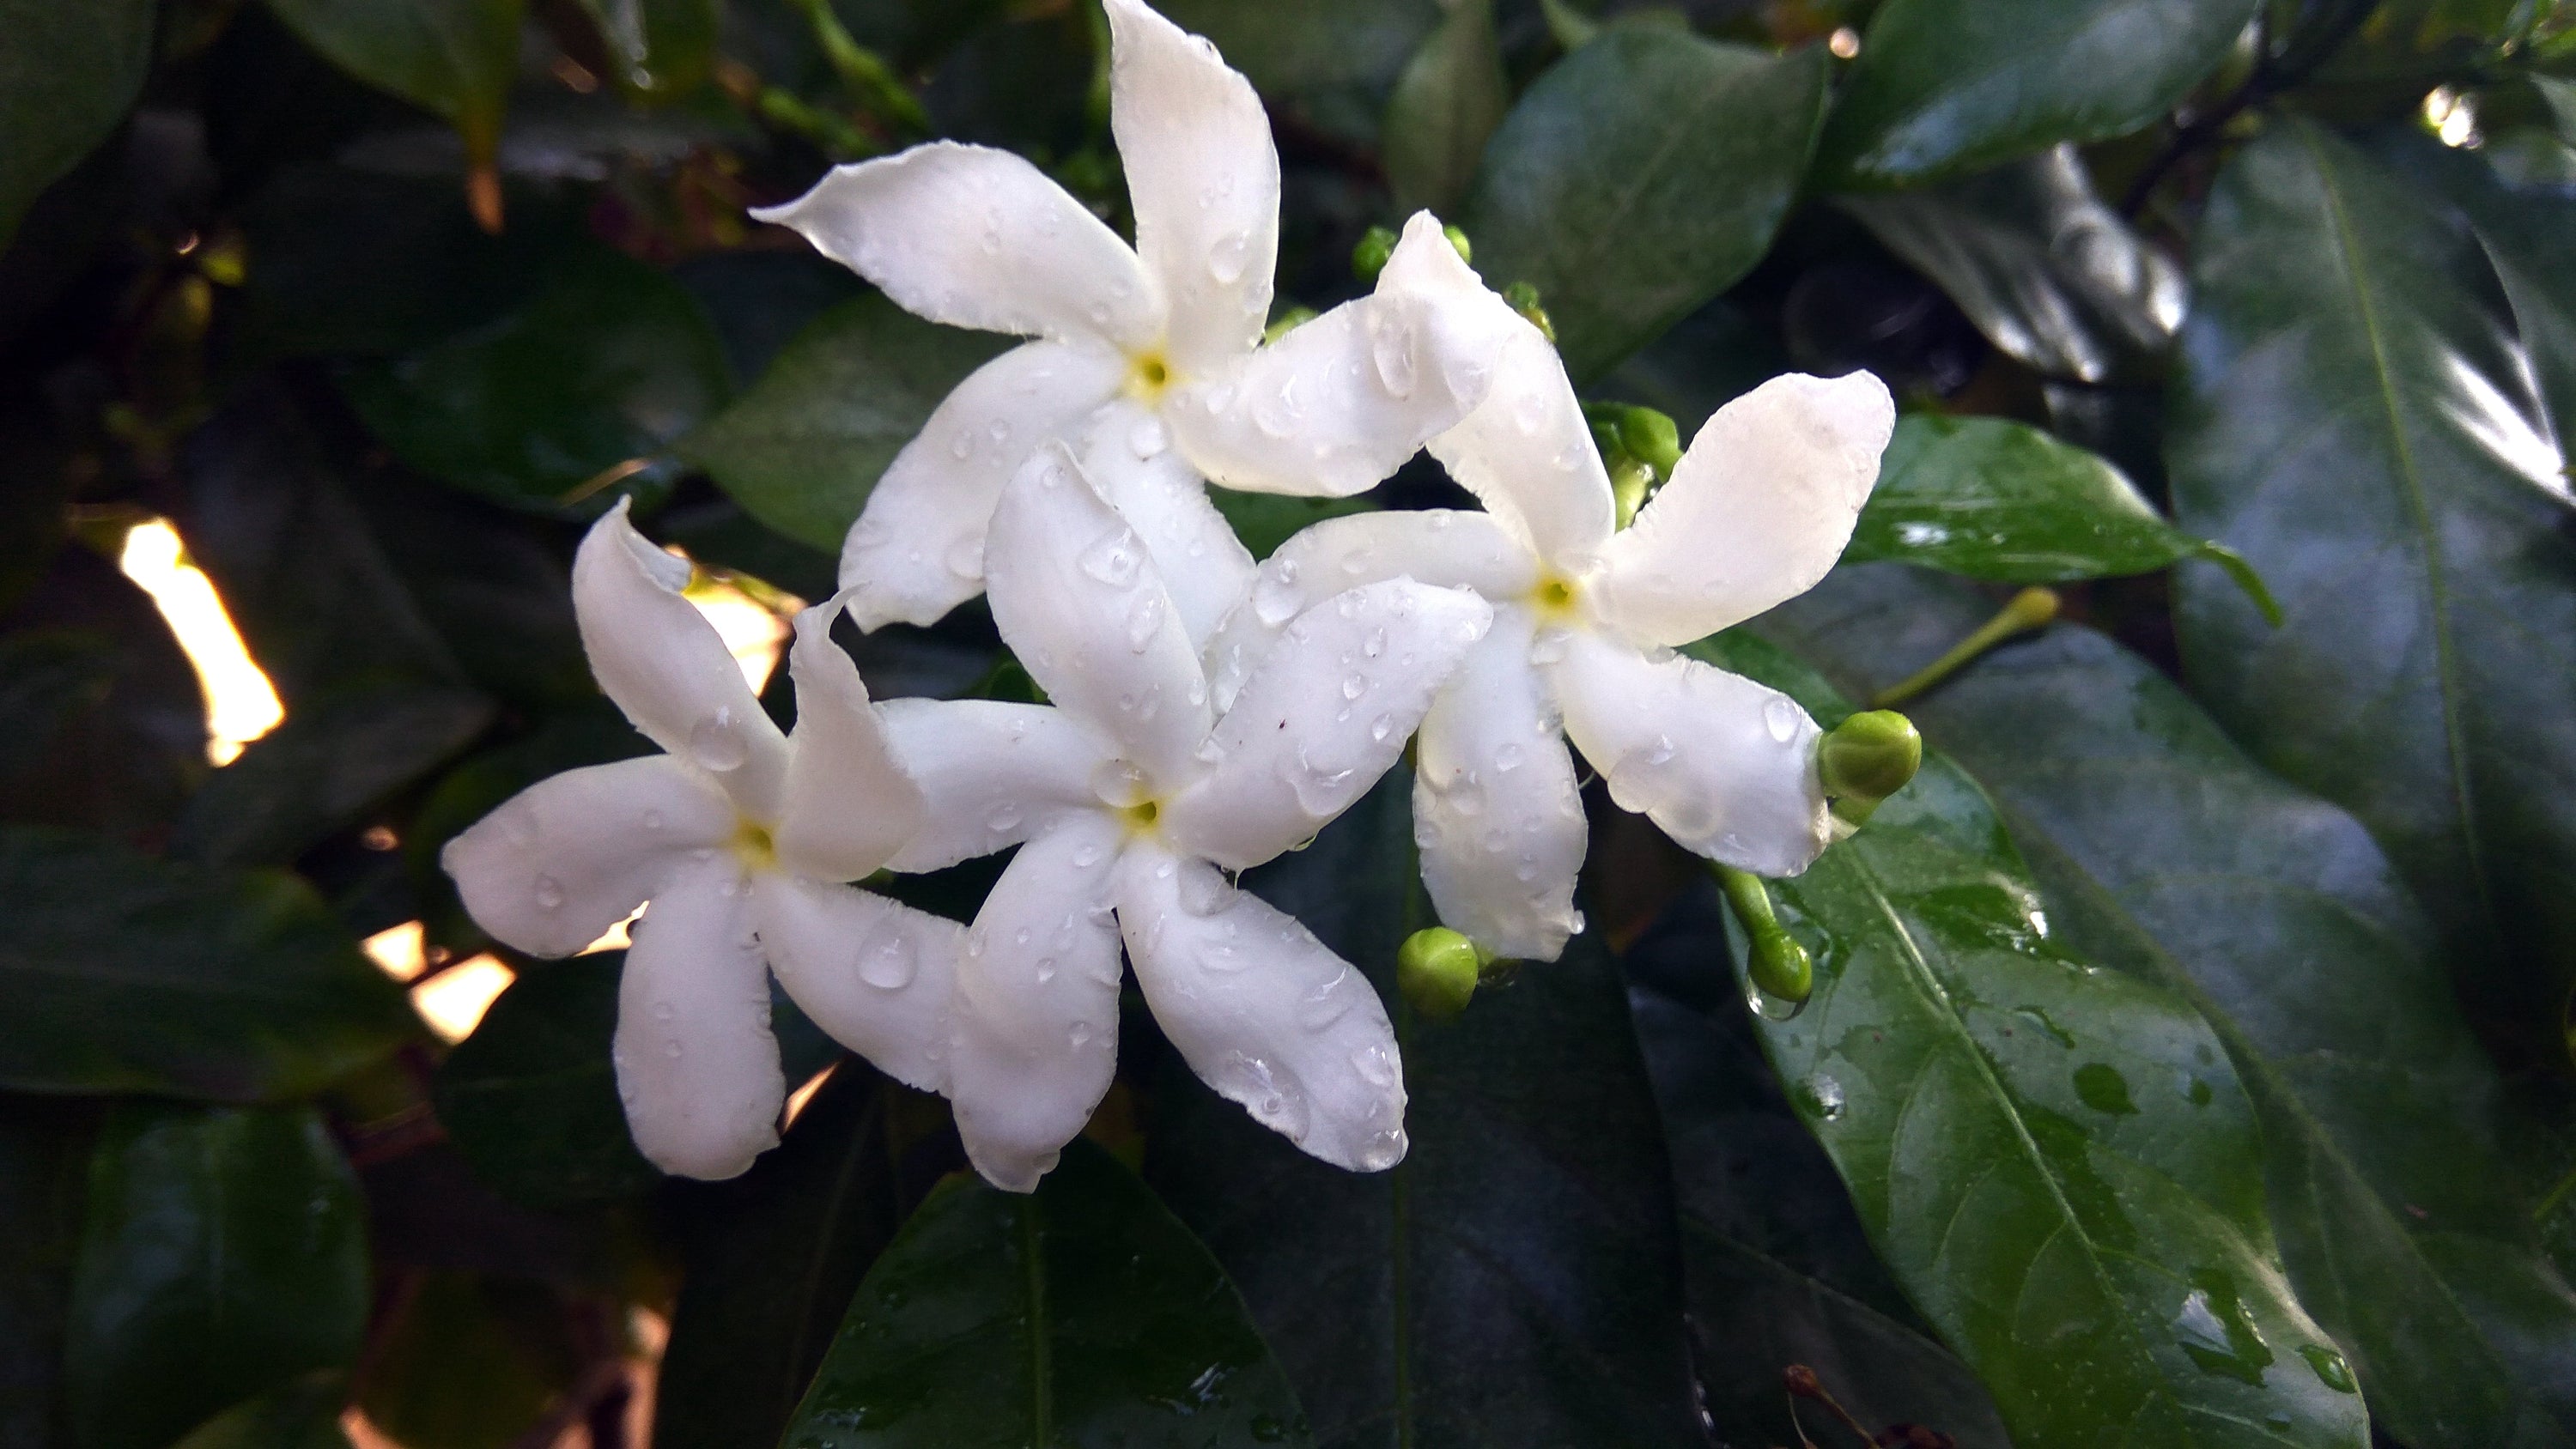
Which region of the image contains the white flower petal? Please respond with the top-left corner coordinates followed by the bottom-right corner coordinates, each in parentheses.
top-left (1074, 401), bottom-right (1255, 649)
top-left (613, 855), bottom-right (782, 1179)
top-left (1202, 507), bottom-right (1534, 713)
top-left (1164, 579), bottom-right (1492, 870)
top-left (946, 814), bottom-right (1128, 1191)
top-left (983, 446), bottom-right (1213, 789)
top-left (839, 340), bottom-right (1128, 629)
top-left (442, 756), bottom-right (734, 958)
top-left (574, 501), bottom-right (788, 814)
top-left (1163, 217), bottom-right (1508, 499)
top-left (1113, 846), bottom-right (1406, 1172)
top-left (771, 602), bottom-right (925, 882)
top-left (878, 699), bottom-right (1115, 872)
top-left (750, 144), bottom-right (1162, 354)
top-left (755, 874), bottom-right (962, 1094)
top-left (1424, 310), bottom-right (1615, 569)
top-left (1592, 371), bottom-right (1895, 648)
top-left (1412, 612), bottom-right (1588, 961)
top-left (1104, 0), bottom-right (1278, 375)
top-left (1548, 629), bottom-right (1829, 876)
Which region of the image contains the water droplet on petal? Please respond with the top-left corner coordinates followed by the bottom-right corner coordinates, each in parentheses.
top-left (984, 801), bottom-right (1024, 834)
top-left (1128, 415), bottom-right (1168, 458)
top-left (687, 707), bottom-right (751, 772)
top-left (1078, 529), bottom-right (1144, 587)
top-left (860, 933), bottom-right (916, 989)
top-left (1493, 743), bottom-right (1524, 772)
top-left (1370, 318), bottom-right (1417, 398)
top-left (534, 875), bottom-right (566, 910)
top-left (1125, 591), bottom-right (1167, 652)
top-left (1207, 230), bottom-right (1251, 284)
top-left (1765, 696), bottom-right (1801, 743)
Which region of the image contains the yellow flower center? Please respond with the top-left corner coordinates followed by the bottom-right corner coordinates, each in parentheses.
top-left (1530, 572), bottom-right (1583, 623)
top-left (730, 817), bottom-right (778, 872)
top-left (1125, 349), bottom-right (1174, 403)
top-left (1121, 798), bottom-right (1162, 836)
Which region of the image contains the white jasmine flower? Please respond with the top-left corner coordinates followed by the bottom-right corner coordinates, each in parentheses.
top-left (1206, 299), bottom-right (1895, 962)
top-left (750, 0), bottom-right (1510, 644)
top-left (884, 443), bottom-right (1493, 1191)
top-left (441, 504), bottom-right (963, 1180)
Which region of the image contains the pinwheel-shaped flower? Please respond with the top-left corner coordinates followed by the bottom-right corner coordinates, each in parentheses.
top-left (883, 444), bottom-right (1492, 1191)
top-left (750, 0), bottom-right (1507, 645)
top-left (441, 505), bottom-right (962, 1179)
top-left (1207, 294), bottom-right (1894, 962)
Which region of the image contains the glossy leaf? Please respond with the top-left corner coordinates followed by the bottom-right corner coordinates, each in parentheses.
top-left (1381, 0), bottom-right (1506, 218)
top-left (0, 0), bottom-right (154, 250)
top-left (0, 1095), bottom-right (97, 1449)
top-left (0, 556), bottom-right (204, 840)
top-left (64, 1103), bottom-right (369, 1449)
top-left (2166, 120), bottom-right (2576, 1061)
top-left (1839, 146), bottom-right (2185, 385)
top-left (682, 294), bottom-right (1005, 554)
top-left (1818, 0), bottom-right (2260, 188)
top-left (431, 955), bottom-right (659, 1210)
top-left (261, 0), bottom-right (526, 160)
top-left (1845, 414), bottom-right (2275, 615)
top-left (172, 681), bottom-right (495, 866)
top-left (1760, 561), bottom-right (2576, 1447)
top-left (1461, 33), bottom-right (1828, 377)
top-left (0, 827), bottom-right (417, 1100)
top-left (341, 246), bottom-right (733, 514)
top-left (781, 1137), bottom-right (1309, 1448)
top-left (1147, 770), bottom-right (1706, 1449)
top-left (1151, 0), bottom-right (1437, 98)
top-left (1683, 630), bottom-right (2370, 1449)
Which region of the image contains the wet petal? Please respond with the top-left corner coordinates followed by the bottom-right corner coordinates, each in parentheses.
top-left (1105, 0), bottom-right (1278, 375)
top-left (772, 600), bottom-right (924, 882)
top-left (442, 756), bottom-right (734, 958)
top-left (750, 143), bottom-right (1162, 354)
top-left (1592, 371), bottom-right (1894, 648)
top-left (1423, 300), bottom-right (1616, 568)
top-left (1114, 846), bottom-right (1406, 1173)
top-left (878, 698), bottom-right (1116, 872)
top-left (1074, 400), bottom-right (1255, 649)
top-left (573, 501), bottom-right (788, 815)
top-left (756, 874), bottom-right (962, 1094)
top-left (613, 854), bottom-right (782, 1179)
top-left (1164, 579), bottom-right (1491, 870)
top-left (1412, 612), bottom-right (1588, 961)
top-left (946, 814), bottom-right (1128, 1191)
top-left (1549, 629), bottom-right (1829, 876)
top-left (982, 446), bottom-right (1213, 788)
top-left (838, 340), bottom-right (1128, 629)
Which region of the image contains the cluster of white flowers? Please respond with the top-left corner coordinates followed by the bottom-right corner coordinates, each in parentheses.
top-left (444, 0), bottom-right (1894, 1193)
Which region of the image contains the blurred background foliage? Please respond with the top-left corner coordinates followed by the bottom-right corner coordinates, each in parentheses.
top-left (3, 0), bottom-right (2575, 1446)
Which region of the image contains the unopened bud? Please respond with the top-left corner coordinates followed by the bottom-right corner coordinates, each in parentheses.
top-left (1715, 864), bottom-right (1813, 1004)
top-left (1819, 709), bottom-right (1921, 825)
top-left (1503, 280), bottom-right (1555, 343)
top-left (1441, 221), bottom-right (1473, 264)
top-left (1398, 927), bottom-right (1483, 1021)
top-left (1262, 305), bottom-right (1319, 344)
top-left (1614, 406), bottom-right (1681, 481)
top-left (1352, 225), bottom-right (1399, 283)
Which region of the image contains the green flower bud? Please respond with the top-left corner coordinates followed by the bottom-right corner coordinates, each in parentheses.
top-left (1715, 864), bottom-right (1813, 1004)
top-left (1352, 225), bottom-right (1400, 283)
top-left (1398, 927), bottom-right (1483, 1021)
top-left (1819, 709), bottom-right (1921, 824)
top-left (1442, 222), bottom-right (1473, 264)
top-left (1503, 280), bottom-right (1556, 343)
top-left (1610, 455), bottom-right (1656, 530)
top-left (1614, 406), bottom-right (1682, 482)
top-left (1262, 305), bottom-right (1319, 344)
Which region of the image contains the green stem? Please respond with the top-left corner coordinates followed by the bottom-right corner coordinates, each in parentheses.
top-left (1714, 864), bottom-right (1812, 1003)
top-left (1873, 586), bottom-right (2059, 707)
top-left (783, 0), bottom-right (928, 132)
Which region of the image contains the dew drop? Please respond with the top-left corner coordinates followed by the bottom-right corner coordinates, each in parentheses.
top-left (1370, 318), bottom-right (1417, 398)
top-left (1765, 696), bottom-right (1802, 743)
top-left (1206, 230), bottom-right (1251, 284)
top-left (984, 801), bottom-right (1024, 834)
top-left (1341, 672), bottom-right (1368, 700)
top-left (1128, 415), bottom-right (1169, 458)
top-left (649, 999), bottom-right (677, 1021)
top-left (1125, 591), bottom-right (1167, 652)
top-left (1493, 743), bottom-right (1524, 773)
top-left (533, 875), bottom-right (566, 910)
top-left (1078, 529), bottom-right (1144, 587)
top-left (1370, 713), bottom-right (1395, 743)
top-left (687, 707), bottom-right (751, 773)
top-left (860, 933), bottom-right (916, 989)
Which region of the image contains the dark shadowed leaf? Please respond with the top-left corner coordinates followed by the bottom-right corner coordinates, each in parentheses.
top-left (574, 0), bottom-right (719, 100)
top-left (1208, 490), bottom-right (1377, 564)
top-left (1147, 770), bottom-right (1705, 1449)
top-left (1461, 32), bottom-right (1828, 378)
top-left (2166, 120), bottom-right (2576, 1068)
top-left (261, 0), bottom-right (526, 160)
top-left (431, 955), bottom-right (659, 1210)
top-left (0, 0), bottom-right (154, 250)
top-left (1680, 630), bottom-right (2369, 1449)
top-left (1381, 0), bottom-right (1506, 219)
top-left (1845, 414), bottom-right (2275, 614)
top-left (1151, 0), bottom-right (1437, 99)
top-left (1818, 0), bottom-right (2261, 188)
top-left (0, 554), bottom-right (205, 840)
top-left (353, 1270), bottom-right (577, 1449)
top-left (682, 294), bottom-right (1005, 555)
top-left (1838, 146), bottom-right (2185, 384)
top-left (172, 681), bottom-right (495, 866)
top-left (781, 1137), bottom-right (1309, 1448)
top-left (169, 1373), bottom-right (355, 1449)
top-left (64, 1103), bottom-right (369, 1449)
top-left (0, 1095), bottom-right (97, 1449)
top-left (1759, 561), bottom-right (2576, 1447)
top-left (0, 826), bottom-right (417, 1100)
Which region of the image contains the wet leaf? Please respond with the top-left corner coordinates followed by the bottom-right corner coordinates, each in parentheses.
top-left (0, 1094), bottom-right (98, 1449)
top-left (1382, 0), bottom-right (1506, 218)
top-left (781, 1137), bottom-right (1310, 1448)
top-left (172, 681), bottom-right (495, 866)
top-left (261, 0), bottom-right (526, 161)
top-left (431, 955), bottom-right (659, 1210)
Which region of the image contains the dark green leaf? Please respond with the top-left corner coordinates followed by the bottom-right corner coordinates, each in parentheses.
top-left (431, 955), bottom-right (659, 1210)
top-left (1147, 770), bottom-right (1705, 1449)
top-left (1838, 145), bottom-right (2184, 385)
top-left (656, 1064), bottom-right (924, 1449)
top-left (0, 560), bottom-right (204, 840)
top-left (782, 1137), bottom-right (1309, 1448)
top-left (353, 1270), bottom-right (577, 1449)
top-left (1461, 33), bottom-right (1828, 377)
top-left (1818, 0), bottom-right (2260, 188)
top-left (682, 294), bottom-right (1005, 554)
top-left (1207, 490), bottom-right (1376, 564)
top-left (173, 682), bottom-right (495, 866)
top-left (1759, 561), bottom-right (2576, 1447)
top-left (1381, 0), bottom-right (1506, 218)
top-left (2166, 120), bottom-right (2576, 1064)
top-left (261, 0), bottom-right (525, 157)
top-left (2537, 75), bottom-right (2576, 145)
top-left (341, 246), bottom-right (733, 514)
top-left (0, 1095), bottom-right (97, 1449)
top-left (1845, 414), bottom-right (2275, 615)
top-left (0, 825), bottom-right (417, 1100)
top-left (0, 0), bottom-right (154, 251)
top-left (1682, 630), bottom-right (2369, 1449)
top-left (64, 1103), bottom-right (369, 1449)
top-left (1151, 0), bottom-right (1437, 99)
top-left (574, 0), bottom-right (719, 99)
top-left (170, 1373), bottom-right (354, 1449)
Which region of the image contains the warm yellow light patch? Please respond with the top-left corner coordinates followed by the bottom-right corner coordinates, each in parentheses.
top-left (361, 920), bottom-right (428, 982)
top-left (117, 518), bottom-right (283, 765)
top-left (677, 564), bottom-right (798, 694)
top-left (784, 1062), bottom-right (836, 1128)
top-left (413, 954), bottom-right (515, 1042)
top-left (1124, 349), bottom-right (1174, 404)
top-left (2423, 86), bottom-right (2478, 148)
top-left (582, 909), bottom-right (640, 955)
